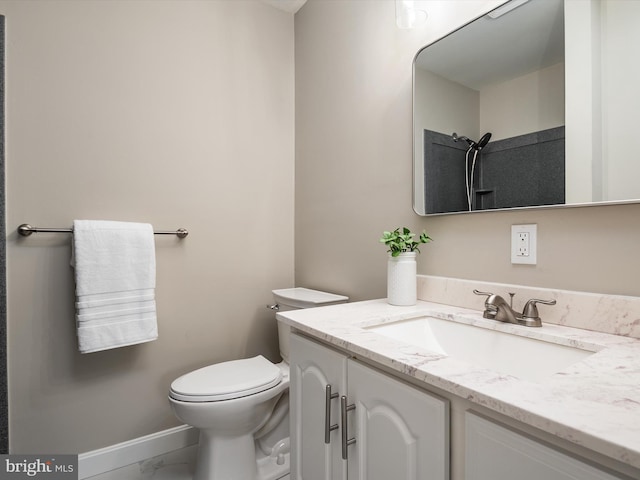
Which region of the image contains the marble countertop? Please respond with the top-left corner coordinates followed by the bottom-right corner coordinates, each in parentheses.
top-left (277, 299), bottom-right (640, 471)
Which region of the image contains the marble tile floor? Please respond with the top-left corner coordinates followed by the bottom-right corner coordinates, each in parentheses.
top-left (87, 445), bottom-right (290, 480)
top-left (86, 445), bottom-right (197, 480)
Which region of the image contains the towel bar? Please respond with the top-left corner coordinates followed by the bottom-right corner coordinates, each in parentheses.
top-left (17, 223), bottom-right (189, 239)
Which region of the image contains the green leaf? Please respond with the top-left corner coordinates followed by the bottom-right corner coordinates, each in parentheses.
top-left (380, 226), bottom-right (432, 254)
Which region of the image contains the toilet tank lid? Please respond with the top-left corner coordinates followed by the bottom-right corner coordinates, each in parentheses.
top-left (272, 287), bottom-right (348, 309)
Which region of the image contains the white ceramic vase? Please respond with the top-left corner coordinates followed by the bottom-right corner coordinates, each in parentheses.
top-left (387, 252), bottom-right (417, 306)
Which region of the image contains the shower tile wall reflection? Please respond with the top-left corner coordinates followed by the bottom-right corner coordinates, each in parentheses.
top-left (423, 127), bottom-right (565, 214)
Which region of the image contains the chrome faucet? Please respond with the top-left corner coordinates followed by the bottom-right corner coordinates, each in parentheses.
top-left (473, 290), bottom-right (556, 327)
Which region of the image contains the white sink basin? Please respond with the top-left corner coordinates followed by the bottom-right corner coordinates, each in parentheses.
top-left (366, 316), bottom-right (596, 383)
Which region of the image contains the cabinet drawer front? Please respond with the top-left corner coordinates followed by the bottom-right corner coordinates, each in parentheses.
top-left (465, 413), bottom-right (625, 480)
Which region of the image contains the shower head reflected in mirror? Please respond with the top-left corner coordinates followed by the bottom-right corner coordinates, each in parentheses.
top-left (452, 132), bottom-right (492, 151)
top-left (476, 132), bottom-right (492, 150)
top-left (451, 131), bottom-right (493, 211)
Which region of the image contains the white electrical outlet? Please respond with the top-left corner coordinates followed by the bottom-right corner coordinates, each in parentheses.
top-left (517, 231), bottom-right (530, 256)
top-left (511, 224), bottom-right (537, 265)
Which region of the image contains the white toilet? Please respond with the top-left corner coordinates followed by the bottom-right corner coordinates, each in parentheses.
top-left (168, 288), bottom-right (348, 480)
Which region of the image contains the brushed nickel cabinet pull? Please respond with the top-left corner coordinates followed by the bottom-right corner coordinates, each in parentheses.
top-left (341, 395), bottom-right (356, 460)
top-left (324, 384), bottom-right (339, 444)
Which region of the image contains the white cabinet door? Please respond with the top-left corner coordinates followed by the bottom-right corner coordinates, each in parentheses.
top-left (290, 333), bottom-right (348, 480)
top-left (345, 360), bottom-right (449, 480)
top-left (465, 412), bottom-right (624, 480)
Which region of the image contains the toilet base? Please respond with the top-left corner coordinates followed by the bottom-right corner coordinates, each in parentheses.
top-left (193, 429), bottom-right (289, 480)
top-left (194, 429), bottom-right (258, 480)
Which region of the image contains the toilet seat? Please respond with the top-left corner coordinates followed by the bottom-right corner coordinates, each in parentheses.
top-left (169, 355), bottom-right (283, 402)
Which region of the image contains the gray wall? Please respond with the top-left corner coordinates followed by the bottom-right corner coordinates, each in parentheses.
top-left (3, 0), bottom-right (294, 453)
top-left (295, 0), bottom-right (640, 301)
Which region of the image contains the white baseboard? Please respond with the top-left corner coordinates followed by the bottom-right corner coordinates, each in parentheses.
top-left (78, 425), bottom-right (198, 479)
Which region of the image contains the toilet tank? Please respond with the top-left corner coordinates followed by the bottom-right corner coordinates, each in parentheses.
top-left (272, 288), bottom-right (348, 362)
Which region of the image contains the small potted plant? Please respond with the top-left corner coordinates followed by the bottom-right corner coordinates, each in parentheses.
top-left (380, 227), bottom-right (432, 257)
top-left (380, 227), bottom-right (432, 306)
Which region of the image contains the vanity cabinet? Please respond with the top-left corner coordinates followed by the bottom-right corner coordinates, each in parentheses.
top-left (465, 412), bottom-right (624, 480)
top-left (290, 332), bottom-right (449, 480)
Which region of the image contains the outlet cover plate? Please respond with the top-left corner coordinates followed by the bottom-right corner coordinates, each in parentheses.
top-left (511, 224), bottom-right (537, 265)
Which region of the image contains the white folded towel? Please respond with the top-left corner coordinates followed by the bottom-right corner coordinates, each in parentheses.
top-left (72, 220), bottom-right (158, 353)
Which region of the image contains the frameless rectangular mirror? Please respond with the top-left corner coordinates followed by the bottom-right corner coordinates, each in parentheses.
top-left (413, 0), bottom-right (640, 215)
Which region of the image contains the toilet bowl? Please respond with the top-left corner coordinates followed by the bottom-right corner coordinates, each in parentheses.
top-left (168, 288), bottom-right (348, 480)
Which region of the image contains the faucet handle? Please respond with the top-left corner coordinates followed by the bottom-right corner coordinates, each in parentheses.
top-left (473, 289), bottom-right (493, 298)
top-left (473, 290), bottom-right (498, 319)
top-left (522, 298), bottom-right (557, 320)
